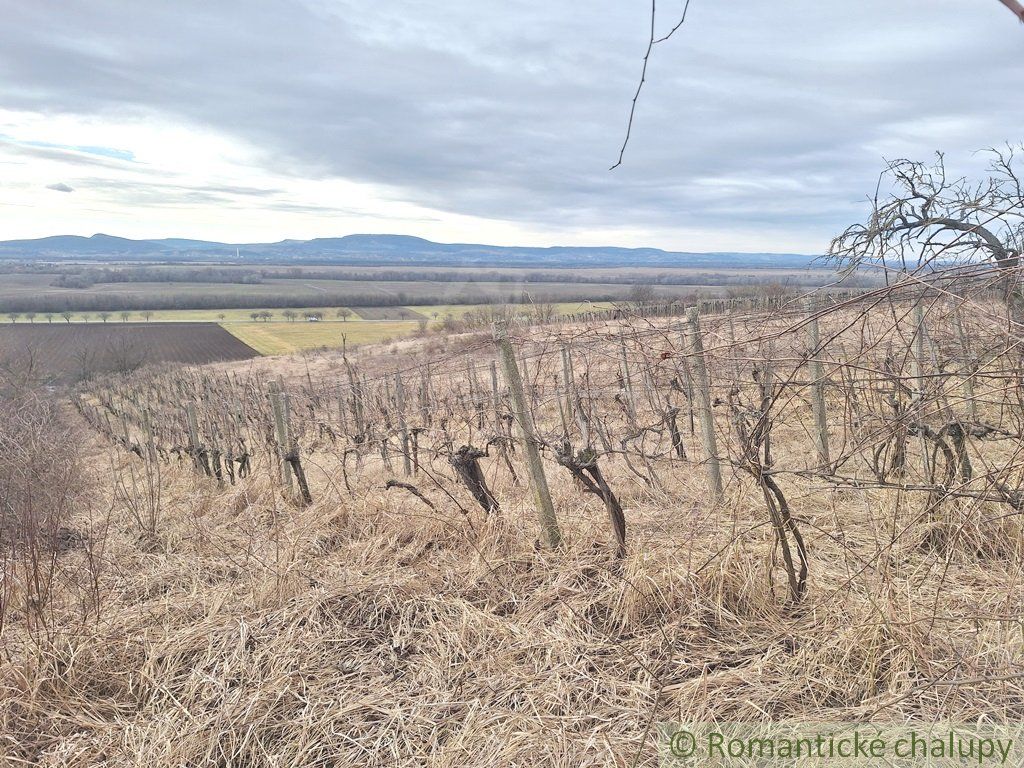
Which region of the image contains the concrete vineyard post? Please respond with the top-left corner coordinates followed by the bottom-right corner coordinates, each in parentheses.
top-left (344, 363), bottom-right (365, 438)
top-left (806, 302), bottom-right (831, 471)
top-left (268, 382), bottom-right (293, 492)
top-left (143, 408), bottom-right (157, 463)
top-left (561, 344), bottom-right (577, 423)
top-left (911, 301), bottom-right (932, 477)
top-left (618, 329), bottom-right (637, 425)
top-left (494, 321), bottom-right (561, 549)
top-left (489, 360), bottom-right (502, 439)
top-left (562, 343), bottom-right (589, 448)
top-left (952, 304), bottom-right (979, 422)
top-left (185, 402), bottom-right (204, 475)
top-left (491, 359), bottom-right (519, 483)
top-left (683, 308), bottom-right (724, 502)
top-left (285, 388), bottom-right (314, 504)
top-left (395, 371), bottom-right (412, 476)
top-left (336, 384), bottom-right (349, 436)
top-left (912, 301), bottom-right (926, 406)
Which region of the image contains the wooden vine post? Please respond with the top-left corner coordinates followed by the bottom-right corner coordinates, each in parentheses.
top-left (683, 308), bottom-right (724, 502)
top-left (494, 320), bottom-right (561, 549)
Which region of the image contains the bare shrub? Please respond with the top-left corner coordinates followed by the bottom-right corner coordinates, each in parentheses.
top-left (105, 334), bottom-right (148, 374)
top-left (112, 449), bottom-right (163, 547)
top-left (0, 393), bottom-right (90, 634)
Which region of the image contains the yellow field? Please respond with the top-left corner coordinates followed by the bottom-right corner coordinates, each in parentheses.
top-left (223, 320), bottom-right (420, 355)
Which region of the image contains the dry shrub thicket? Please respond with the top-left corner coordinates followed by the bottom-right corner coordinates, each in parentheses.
top-left (0, 392), bottom-right (97, 638)
top-left (2, 154), bottom-right (1024, 765)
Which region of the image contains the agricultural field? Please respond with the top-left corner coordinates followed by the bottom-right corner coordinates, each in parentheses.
top-left (0, 322), bottom-right (258, 381)
top-left (0, 301), bottom-right (615, 324)
top-left (0, 264), bottom-right (852, 315)
top-left (8, 306), bottom-right (357, 323)
top-left (0, 272), bottom-right (706, 314)
top-left (0, 301), bottom-right (626, 354)
top-left (352, 306), bottom-right (427, 320)
top-left (419, 300), bottom-right (617, 319)
top-left (225, 320), bottom-right (421, 355)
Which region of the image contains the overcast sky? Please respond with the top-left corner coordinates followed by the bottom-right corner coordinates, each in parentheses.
top-left (0, 1), bottom-right (1021, 252)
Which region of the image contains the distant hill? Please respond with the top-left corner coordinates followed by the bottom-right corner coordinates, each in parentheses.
top-left (0, 232), bottom-right (821, 269)
top-left (0, 233), bottom-right (169, 256)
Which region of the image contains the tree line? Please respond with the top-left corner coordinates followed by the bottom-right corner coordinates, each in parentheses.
top-left (0, 286), bottom-right (673, 315)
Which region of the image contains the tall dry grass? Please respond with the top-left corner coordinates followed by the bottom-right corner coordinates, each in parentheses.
top-left (1, 427), bottom-right (1021, 766)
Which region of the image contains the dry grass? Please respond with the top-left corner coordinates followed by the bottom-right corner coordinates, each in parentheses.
top-left (2, 433), bottom-right (1022, 765)
top-left (3, 300), bottom-right (1024, 766)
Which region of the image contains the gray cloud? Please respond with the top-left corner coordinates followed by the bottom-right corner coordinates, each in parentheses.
top-left (76, 178), bottom-right (282, 207)
top-left (46, 182), bottom-right (74, 192)
top-left (1, 0), bottom-right (1022, 249)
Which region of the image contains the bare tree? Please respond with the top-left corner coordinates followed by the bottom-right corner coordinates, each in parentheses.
top-left (336, 308), bottom-right (352, 322)
top-left (98, 312), bottom-right (112, 323)
top-left (74, 347), bottom-right (98, 381)
top-left (829, 148), bottom-right (1024, 316)
top-left (120, 311), bottom-right (132, 322)
top-left (24, 312), bottom-right (36, 324)
top-left (529, 303), bottom-right (557, 324)
top-left (627, 283), bottom-right (656, 305)
top-left (0, 345), bottom-right (41, 393)
top-left (60, 311), bottom-right (72, 324)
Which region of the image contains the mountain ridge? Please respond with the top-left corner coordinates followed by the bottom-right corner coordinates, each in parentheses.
top-left (0, 233), bottom-right (823, 269)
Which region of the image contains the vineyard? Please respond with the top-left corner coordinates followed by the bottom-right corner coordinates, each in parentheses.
top-left (77, 282), bottom-right (1024, 574)
top-left (2, 271), bottom-right (1017, 764)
